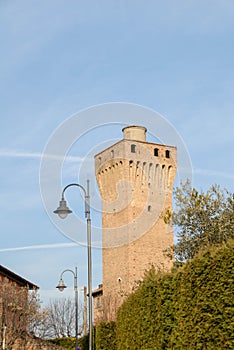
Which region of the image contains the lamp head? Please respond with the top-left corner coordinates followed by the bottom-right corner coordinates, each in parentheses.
top-left (56, 278), bottom-right (67, 292)
top-left (54, 199), bottom-right (72, 219)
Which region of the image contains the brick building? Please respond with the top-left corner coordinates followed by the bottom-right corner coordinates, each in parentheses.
top-left (0, 265), bottom-right (38, 349)
top-left (94, 125), bottom-right (177, 321)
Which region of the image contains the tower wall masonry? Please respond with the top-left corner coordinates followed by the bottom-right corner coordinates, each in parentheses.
top-left (94, 126), bottom-right (177, 320)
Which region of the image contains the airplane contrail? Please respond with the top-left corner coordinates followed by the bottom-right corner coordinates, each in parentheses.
top-left (0, 242), bottom-right (78, 252)
top-left (0, 149), bottom-right (85, 162)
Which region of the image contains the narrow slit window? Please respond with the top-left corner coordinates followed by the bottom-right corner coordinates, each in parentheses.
top-left (154, 148), bottom-right (159, 156)
top-left (131, 144), bottom-right (136, 153)
top-left (148, 205), bottom-right (151, 212)
top-left (165, 150), bottom-right (170, 158)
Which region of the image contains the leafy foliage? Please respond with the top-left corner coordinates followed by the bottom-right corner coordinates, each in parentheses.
top-left (49, 334), bottom-right (89, 350)
top-left (169, 240), bottom-right (234, 349)
top-left (116, 268), bottom-right (163, 350)
top-left (49, 337), bottom-right (75, 349)
top-left (96, 321), bottom-right (116, 350)
top-left (78, 333), bottom-right (89, 350)
top-left (104, 240), bottom-right (234, 349)
top-left (116, 268), bottom-right (174, 349)
top-left (169, 181), bottom-right (234, 261)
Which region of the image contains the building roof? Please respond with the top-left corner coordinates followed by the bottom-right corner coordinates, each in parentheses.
top-left (92, 284), bottom-right (103, 297)
top-left (0, 265), bottom-right (39, 290)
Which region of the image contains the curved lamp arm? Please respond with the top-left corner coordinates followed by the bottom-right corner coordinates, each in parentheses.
top-left (54, 181), bottom-right (90, 219)
top-left (56, 268), bottom-right (78, 292)
top-left (56, 267), bottom-right (79, 349)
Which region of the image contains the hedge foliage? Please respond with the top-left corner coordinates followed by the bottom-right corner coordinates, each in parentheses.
top-left (169, 240), bottom-right (234, 349)
top-left (96, 240), bottom-right (233, 350)
top-left (49, 337), bottom-right (75, 349)
top-left (49, 334), bottom-right (89, 350)
top-left (95, 321), bottom-right (116, 350)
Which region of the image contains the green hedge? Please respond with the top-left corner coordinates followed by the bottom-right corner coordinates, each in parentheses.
top-left (114, 239), bottom-right (234, 349)
top-left (169, 240), bottom-right (234, 349)
top-left (51, 241), bottom-right (234, 349)
top-left (116, 268), bottom-right (163, 349)
top-left (116, 268), bottom-right (176, 350)
top-left (49, 334), bottom-right (89, 350)
top-left (95, 321), bottom-right (116, 350)
top-left (49, 337), bottom-right (75, 349)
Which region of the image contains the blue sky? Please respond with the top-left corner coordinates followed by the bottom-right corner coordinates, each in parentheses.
top-left (0, 1), bottom-right (234, 306)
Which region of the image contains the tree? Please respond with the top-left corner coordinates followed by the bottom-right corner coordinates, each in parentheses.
top-left (27, 291), bottom-right (50, 339)
top-left (0, 283), bottom-right (43, 350)
top-left (41, 297), bottom-right (83, 339)
top-left (165, 181), bottom-right (234, 262)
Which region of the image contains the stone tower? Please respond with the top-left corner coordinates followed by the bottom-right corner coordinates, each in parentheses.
top-left (95, 126), bottom-right (177, 319)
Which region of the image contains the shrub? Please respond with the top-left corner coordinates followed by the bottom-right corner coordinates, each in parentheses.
top-left (114, 240), bottom-right (234, 349)
top-left (96, 321), bottom-right (116, 350)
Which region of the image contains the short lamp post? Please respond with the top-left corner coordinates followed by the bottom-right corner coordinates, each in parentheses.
top-left (54, 180), bottom-right (92, 350)
top-left (56, 267), bottom-right (78, 349)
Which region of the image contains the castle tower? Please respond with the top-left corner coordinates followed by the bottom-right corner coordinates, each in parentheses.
top-left (95, 126), bottom-right (177, 320)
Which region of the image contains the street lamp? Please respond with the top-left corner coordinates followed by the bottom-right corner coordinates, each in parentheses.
top-left (54, 180), bottom-right (93, 350)
top-left (56, 267), bottom-right (79, 350)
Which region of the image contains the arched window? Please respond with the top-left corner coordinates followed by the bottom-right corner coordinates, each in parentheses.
top-left (154, 148), bottom-right (159, 156)
top-left (131, 144), bottom-right (136, 153)
top-left (165, 150), bottom-right (170, 158)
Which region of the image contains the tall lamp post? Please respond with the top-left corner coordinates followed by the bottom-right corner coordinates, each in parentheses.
top-left (56, 267), bottom-right (79, 349)
top-left (54, 180), bottom-right (92, 350)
